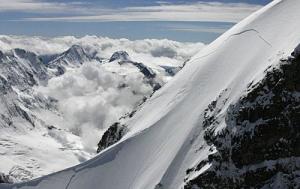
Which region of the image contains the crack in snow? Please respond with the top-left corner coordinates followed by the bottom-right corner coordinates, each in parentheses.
top-left (225, 29), bottom-right (272, 47)
top-left (65, 172), bottom-right (76, 189)
top-left (191, 28), bottom-right (273, 63)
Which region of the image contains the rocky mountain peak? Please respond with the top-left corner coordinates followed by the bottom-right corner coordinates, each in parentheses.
top-left (64, 45), bottom-right (85, 57)
top-left (109, 51), bottom-right (130, 62)
top-left (0, 50), bottom-right (4, 60)
top-left (49, 44), bottom-right (90, 67)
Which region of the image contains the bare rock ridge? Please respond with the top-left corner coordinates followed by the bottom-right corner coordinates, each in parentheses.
top-left (109, 51), bottom-right (131, 62)
top-left (97, 122), bottom-right (128, 153)
top-left (0, 173), bottom-right (13, 184)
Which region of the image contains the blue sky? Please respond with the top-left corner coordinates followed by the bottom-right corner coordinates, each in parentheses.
top-left (0, 0), bottom-right (271, 43)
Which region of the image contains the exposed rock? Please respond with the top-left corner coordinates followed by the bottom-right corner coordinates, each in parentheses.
top-left (185, 47), bottom-right (300, 188)
top-left (0, 50), bottom-right (4, 60)
top-left (47, 45), bottom-right (91, 75)
top-left (131, 62), bottom-right (156, 79)
top-left (97, 122), bottom-right (128, 153)
top-left (0, 172), bottom-right (13, 184)
top-left (0, 48), bottom-right (52, 129)
top-left (292, 43), bottom-right (300, 58)
top-left (109, 51), bottom-right (130, 62)
top-left (0, 49), bottom-right (48, 87)
top-left (154, 183), bottom-right (164, 189)
top-left (160, 65), bottom-right (181, 76)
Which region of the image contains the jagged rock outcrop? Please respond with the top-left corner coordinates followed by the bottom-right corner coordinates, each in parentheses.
top-left (53, 45), bottom-right (91, 65)
top-left (97, 122), bottom-right (128, 153)
top-left (185, 47), bottom-right (300, 188)
top-left (160, 65), bottom-right (181, 76)
top-left (131, 62), bottom-right (156, 79)
top-left (0, 173), bottom-right (13, 184)
top-left (0, 49), bottom-right (48, 87)
top-left (109, 51), bottom-right (162, 91)
top-left (109, 51), bottom-right (156, 78)
top-left (47, 45), bottom-right (92, 75)
top-left (109, 51), bottom-right (131, 62)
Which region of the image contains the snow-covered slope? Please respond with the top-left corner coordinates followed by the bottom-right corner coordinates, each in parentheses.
top-left (2, 0), bottom-right (300, 188)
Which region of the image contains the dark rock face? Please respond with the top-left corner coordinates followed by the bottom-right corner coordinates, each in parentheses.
top-left (109, 51), bottom-right (130, 62)
top-left (160, 65), bottom-right (181, 76)
top-left (129, 62), bottom-right (161, 91)
top-left (0, 173), bottom-right (13, 184)
top-left (97, 122), bottom-right (128, 153)
top-left (131, 62), bottom-right (156, 79)
top-left (0, 50), bottom-right (4, 60)
top-left (185, 48), bottom-right (300, 188)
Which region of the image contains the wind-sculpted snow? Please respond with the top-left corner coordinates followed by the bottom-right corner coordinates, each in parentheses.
top-left (2, 0), bottom-right (300, 188)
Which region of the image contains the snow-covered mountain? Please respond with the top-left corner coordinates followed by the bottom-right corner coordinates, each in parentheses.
top-left (1, 0), bottom-right (300, 188)
top-left (0, 38), bottom-right (201, 183)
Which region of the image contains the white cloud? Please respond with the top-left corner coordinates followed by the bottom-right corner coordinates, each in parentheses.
top-left (37, 62), bottom-right (153, 151)
top-left (0, 35), bottom-right (205, 66)
top-left (3, 1), bottom-right (262, 23)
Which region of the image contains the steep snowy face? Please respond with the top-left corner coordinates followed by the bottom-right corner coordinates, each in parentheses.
top-left (0, 49), bottom-right (49, 129)
top-left (55, 45), bottom-right (91, 64)
top-left (0, 49), bottom-right (48, 88)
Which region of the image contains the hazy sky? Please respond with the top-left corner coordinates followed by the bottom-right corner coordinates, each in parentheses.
top-left (0, 0), bottom-right (271, 43)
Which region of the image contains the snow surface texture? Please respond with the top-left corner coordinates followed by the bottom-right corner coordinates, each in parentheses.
top-left (2, 0), bottom-right (300, 188)
top-left (0, 38), bottom-right (203, 182)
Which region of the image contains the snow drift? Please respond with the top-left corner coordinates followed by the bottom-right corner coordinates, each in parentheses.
top-left (2, 0), bottom-right (300, 188)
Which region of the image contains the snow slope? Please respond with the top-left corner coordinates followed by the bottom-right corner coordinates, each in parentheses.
top-left (2, 0), bottom-right (300, 188)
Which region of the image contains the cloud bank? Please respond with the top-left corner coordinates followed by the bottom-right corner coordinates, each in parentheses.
top-left (37, 62), bottom-right (154, 151)
top-left (0, 35), bottom-right (204, 66)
